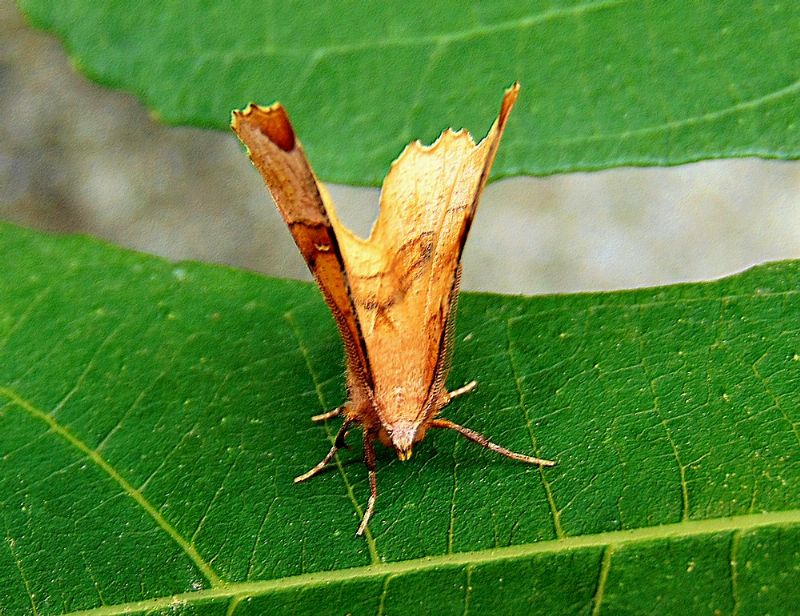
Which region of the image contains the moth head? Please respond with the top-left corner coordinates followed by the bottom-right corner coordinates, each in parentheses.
top-left (383, 419), bottom-right (429, 462)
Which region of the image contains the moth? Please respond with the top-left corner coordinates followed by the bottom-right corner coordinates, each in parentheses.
top-left (231, 83), bottom-right (554, 536)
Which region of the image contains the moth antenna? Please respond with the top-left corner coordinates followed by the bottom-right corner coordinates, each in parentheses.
top-left (430, 417), bottom-right (556, 466)
top-left (356, 433), bottom-right (378, 536)
top-left (294, 419), bottom-right (353, 483)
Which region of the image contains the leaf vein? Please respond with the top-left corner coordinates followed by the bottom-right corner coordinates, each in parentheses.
top-left (640, 348), bottom-right (691, 522)
top-left (283, 311), bottom-right (381, 564)
top-left (590, 544), bottom-right (615, 616)
top-left (61, 509), bottom-right (800, 616)
top-left (505, 319), bottom-right (563, 538)
top-left (546, 79), bottom-right (800, 149)
top-left (153, 0), bottom-right (633, 64)
top-left (3, 514), bottom-right (40, 616)
top-left (50, 324), bottom-right (123, 417)
top-left (0, 386), bottom-right (223, 588)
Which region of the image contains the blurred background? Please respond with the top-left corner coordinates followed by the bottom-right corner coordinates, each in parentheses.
top-left (2, 2), bottom-right (799, 295)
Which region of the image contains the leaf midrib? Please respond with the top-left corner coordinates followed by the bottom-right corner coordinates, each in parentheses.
top-left (141, 0), bottom-right (632, 62)
top-left (62, 509), bottom-right (800, 615)
top-left (7, 376), bottom-right (796, 615)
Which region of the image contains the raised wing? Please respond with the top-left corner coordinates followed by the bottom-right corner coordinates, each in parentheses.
top-left (344, 84), bottom-right (520, 427)
top-left (231, 104), bottom-right (373, 393)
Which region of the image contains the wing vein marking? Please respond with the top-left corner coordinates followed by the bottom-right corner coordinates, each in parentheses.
top-left (422, 136), bottom-right (466, 325)
top-left (0, 385), bottom-right (222, 588)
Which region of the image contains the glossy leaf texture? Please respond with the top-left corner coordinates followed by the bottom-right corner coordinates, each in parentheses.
top-left (16, 0), bottom-right (800, 185)
top-left (0, 221), bottom-right (798, 615)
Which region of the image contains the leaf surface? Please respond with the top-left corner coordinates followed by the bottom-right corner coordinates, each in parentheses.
top-left (0, 222), bottom-right (798, 615)
top-left (16, 0), bottom-right (800, 184)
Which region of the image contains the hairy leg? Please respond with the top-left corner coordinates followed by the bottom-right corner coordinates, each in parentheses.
top-left (447, 380), bottom-right (477, 402)
top-left (430, 417), bottom-right (555, 466)
top-left (294, 418), bottom-right (353, 483)
top-left (356, 432), bottom-right (378, 536)
top-left (310, 405), bottom-right (342, 423)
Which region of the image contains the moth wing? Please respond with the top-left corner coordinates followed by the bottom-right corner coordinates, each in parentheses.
top-left (231, 105), bottom-right (373, 391)
top-left (346, 84), bottom-right (519, 424)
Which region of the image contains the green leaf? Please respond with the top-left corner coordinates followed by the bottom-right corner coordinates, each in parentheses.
top-left (1, 221), bottom-right (798, 615)
top-left (16, 1), bottom-right (800, 185)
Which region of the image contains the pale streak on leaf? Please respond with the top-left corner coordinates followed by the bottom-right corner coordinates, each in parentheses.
top-left (129, 0), bottom-right (634, 64)
top-left (375, 574), bottom-right (393, 616)
top-left (462, 564), bottom-right (474, 616)
top-left (447, 435), bottom-right (461, 554)
top-left (137, 423), bottom-right (199, 493)
top-left (547, 79), bottom-right (800, 149)
top-left (190, 444), bottom-right (244, 546)
top-left (751, 360), bottom-right (800, 448)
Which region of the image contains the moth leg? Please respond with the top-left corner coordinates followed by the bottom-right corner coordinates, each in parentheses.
top-left (447, 380), bottom-right (477, 402)
top-left (294, 418), bottom-right (353, 483)
top-left (356, 432), bottom-right (378, 536)
top-left (311, 405), bottom-right (343, 423)
top-left (430, 417), bottom-right (556, 466)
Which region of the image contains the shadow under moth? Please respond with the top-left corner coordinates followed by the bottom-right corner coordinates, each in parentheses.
top-left (231, 83), bottom-right (554, 536)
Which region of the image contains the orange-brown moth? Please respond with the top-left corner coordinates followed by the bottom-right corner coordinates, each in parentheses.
top-left (231, 83), bottom-right (554, 536)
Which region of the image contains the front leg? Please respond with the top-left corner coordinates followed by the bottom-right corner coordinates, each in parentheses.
top-left (430, 417), bottom-right (555, 466)
top-left (356, 431), bottom-right (378, 537)
top-left (294, 418), bottom-right (353, 483)
top-left (310, 405), bottom-right (342, 423)
top-left (447, 380), bottom-right (477, 403)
